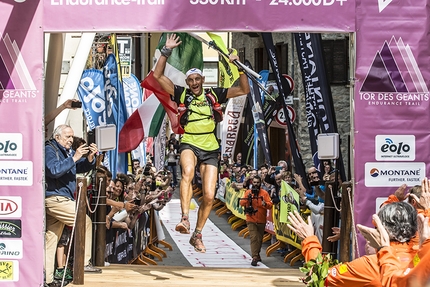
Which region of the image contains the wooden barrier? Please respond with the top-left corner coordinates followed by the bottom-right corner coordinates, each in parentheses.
top-left (94, 174), bottom-right (107, 267)
top-left (340, 182), bottom-right (353, 262)
top-left (73, 177), bottom-right (87, 285)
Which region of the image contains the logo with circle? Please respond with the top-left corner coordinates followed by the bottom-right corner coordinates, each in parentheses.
top-left (370, 168), bottom-right (379, 177)
top-left (0, 243), bottom-right (5, 251)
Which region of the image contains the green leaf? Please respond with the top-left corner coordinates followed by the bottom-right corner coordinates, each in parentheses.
top-left (299, 267), bottom-right (309, 273)
top-left (311, 273), bottom-right (318, 282)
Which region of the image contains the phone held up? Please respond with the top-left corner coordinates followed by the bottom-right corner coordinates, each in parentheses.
top-left (71, 101), bottom-right (82, 108)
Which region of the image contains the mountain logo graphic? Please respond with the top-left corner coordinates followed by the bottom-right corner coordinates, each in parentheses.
top-left (360, 36), bottom-right (428, 94)
top-left (370, 168), bottom-right (379, 177)
top-left (378, 0), bottom-right (393, 13)
top-left (0, 33), bottom-right (36, 90)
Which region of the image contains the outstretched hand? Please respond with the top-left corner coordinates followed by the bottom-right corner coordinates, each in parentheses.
top-left (357, 214), bottom-right (390, 250)
top-left (410, 177), bottom-right (430, 210)
top-left (286, 210), bottom-right (314, 240)
top-left (394, 183), bottom-right (409, 201)
top-left (417, 213), bottom-right (430, 248)
top-left (165, 33), bottom-right (182, 50)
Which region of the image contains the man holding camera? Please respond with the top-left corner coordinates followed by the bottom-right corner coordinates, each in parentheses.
top-left (239, 176), bottom-right (273, 266)
top-left (45, 124), bottom-right (100, 286)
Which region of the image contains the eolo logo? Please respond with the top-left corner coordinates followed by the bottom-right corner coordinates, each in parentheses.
top-left (380, 138), bottom-right (410, 155)
top-left (0, 141), bottom-right (18, 153)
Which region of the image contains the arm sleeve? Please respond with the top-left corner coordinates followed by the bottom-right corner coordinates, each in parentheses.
top-left (263, 191), bottom-right (273, 210)
top-left (212, 87), bottom-right (228, 104)
top-left (45, 145), bottom-right (75, 179)
top-left (239, 190), bottom-right (251, 207)
top-left (325, 255), bottom-right (381, 287)
top-left (265, 173), bottom-right (275, 185)
top-left (76, 156), bottom-right (96, 174)
top-left (301, 235), bottom-right (322, 262)
top-left (378, 240), bottom-right (430, 287)
top-left (305, 200), bottom-right (324, 214)
top-left (173, 85), bottom-right (185, 104)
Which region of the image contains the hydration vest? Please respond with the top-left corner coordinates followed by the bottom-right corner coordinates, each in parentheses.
top-left (178, 88), bottom-right (223, 135)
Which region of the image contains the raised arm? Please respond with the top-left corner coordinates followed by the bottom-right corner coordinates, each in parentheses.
top-left (153, 33), bottom-right (182, 96)
top-left (226, 54), bottom-right (250, 99)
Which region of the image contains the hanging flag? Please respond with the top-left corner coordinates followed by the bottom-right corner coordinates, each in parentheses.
top-left (244, 60), bottom-right (272, 166)
top-left (242, 97), bottom-right (254, 166)
top-left (262, 32), bottom-right (310, 190)
top-left (221, 94), bottom-right (247, 158)
top-left (140, 32), bottom-right (203, 135)
top-left (153, 116), bottom-right (167, 171)
top-left (294, 33), bottom-right (346, 181)
top-left (279, 181), bottom-right (300, 223)
top-left (206, 32), bottom-right (240, 88)
top-left (103, 53), bottom-right (127, 177)
top-left (118, 91), bottom-right (165, 153)
top-left (123, 74), bottom-right (146, 166)
top-left (77, 69), bottom-right (107, 130)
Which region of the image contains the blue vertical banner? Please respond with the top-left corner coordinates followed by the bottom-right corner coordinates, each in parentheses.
top-left (123, 74), bottom-right (146, 166)
top-left (103, 53), bottom-right (128, 177)
top-left (77, 69), bottom-right (107, 130)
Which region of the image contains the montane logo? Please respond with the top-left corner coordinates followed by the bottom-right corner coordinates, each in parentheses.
top-left (378, 0), bottom-right (393, 12)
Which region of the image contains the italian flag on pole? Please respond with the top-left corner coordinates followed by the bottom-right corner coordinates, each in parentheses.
top-left (118, 33), bottom-right (203, 153)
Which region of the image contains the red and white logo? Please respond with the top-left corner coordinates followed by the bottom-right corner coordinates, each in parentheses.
top-left (0, 197), bottom-right (21, 218)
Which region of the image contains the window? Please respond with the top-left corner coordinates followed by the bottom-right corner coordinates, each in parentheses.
top-left (275, 43), bottom-right (288, 75)
top-left (321, 39), bottom-right (349, 84)
top-left (254, 47), bottom-right (268, 72)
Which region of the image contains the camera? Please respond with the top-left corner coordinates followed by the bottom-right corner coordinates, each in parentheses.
top-left (243, 193), bottom-right (258, 215)
top-left (251, 186), bottom-right (259, 196)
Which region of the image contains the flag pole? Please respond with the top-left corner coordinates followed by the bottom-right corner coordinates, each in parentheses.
top-left (187, 32), bottom-right (271, 96)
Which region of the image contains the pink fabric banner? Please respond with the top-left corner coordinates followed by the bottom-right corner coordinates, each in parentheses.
top-left (0, 1), bottom-right (44, 285)
top-left (43, 0), bottom-right (355, 33)
top-left (354, 0), bottom-right (430, 255)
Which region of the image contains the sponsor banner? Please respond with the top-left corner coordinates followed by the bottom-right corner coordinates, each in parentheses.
top-left (0, 1), bottom-right (44, 285)
top-left (0, 220), bottom-right (22, 239)
top-left (77, 69), bottom-right (107, 130)
top-left (262, 32), bottom-right (309, 191)
top-left (294, 33), bottom-right (346, 180)
top-left (0, 260), bottom-right (19, 281)
top-left (223, 183), bottom-right (246, 220)
top-left (272, 205), bottom-right (311, 249)
top-left (221, 95), bottom-right (246, 158)
top-left (0, 197), bottom-right (22, 218)
top-left (354, 0), bottom-right (430, 255)
top-left (0, 240), bottom-right (23, 259)
top-left (279, 181), bottom-right (300, 223)
top-left (0, 161), bottom-right (33, 186)
top-left (43, 1), bottom-right (355, 33)
top-left (375, 135), bottom-right (415, 161)
top-left (245, 60), bottom-right (272, 166)
top-left (0, 134), bottom-right (22, 159)
top-left (123, 74), bottom-right (146, 166)
top-left (365, 162), bottom-right (425, 187)
top-left (117, 36), bottom-right (132, 77)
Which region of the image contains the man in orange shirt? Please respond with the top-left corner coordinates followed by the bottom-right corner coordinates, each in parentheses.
top-left (239, 176), bottom-right (273, 266)
top-left (365, 177), bottom-right (430, 287)
top-left (287, 200), bottom-right (418, 287)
